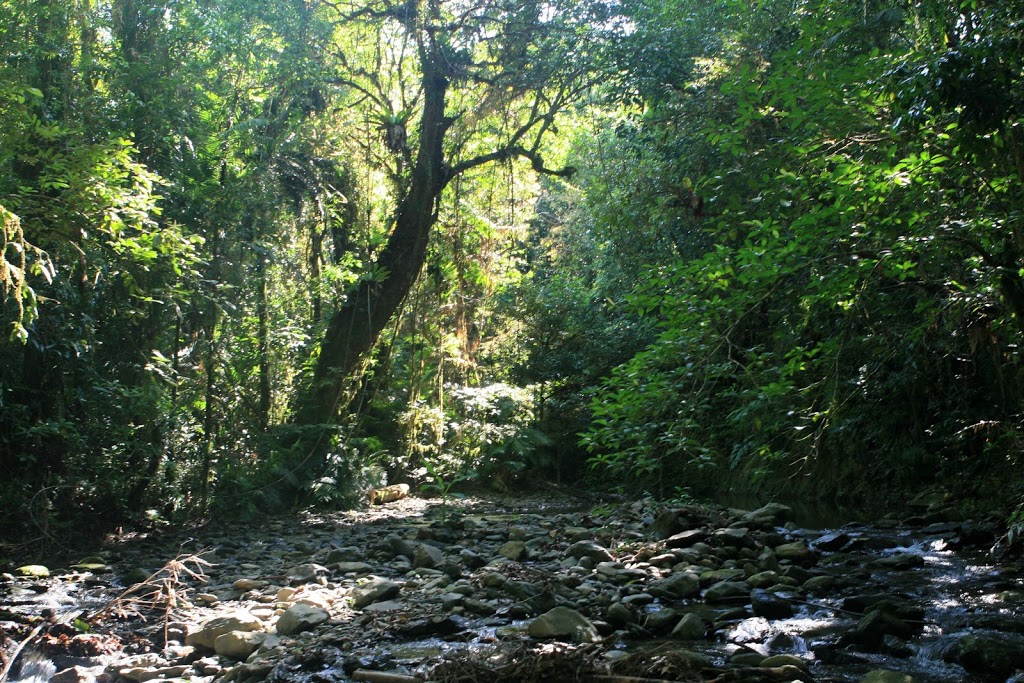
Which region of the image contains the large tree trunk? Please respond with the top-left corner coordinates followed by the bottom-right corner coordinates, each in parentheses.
top-left (294, 57), bottom-right (451, 426)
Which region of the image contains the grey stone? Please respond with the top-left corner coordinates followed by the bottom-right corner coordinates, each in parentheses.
top-left (945, 633), bottom-right (1024, 679)
top-left (741, 503), bottom-right (793, 526)
top-left (648, 571), bottom-right (700, 599)
top-left (713, 528), bottom-right (755, 548)
top-left (568, 540), bottom-right (614, 563)
top-left (665, 529), bottom-right (707, 549)
top-left (286, 563), bottom-right (327, 584)
top-left (276, 603), bottom-right (330, 635)
top-left (498, 541), bottom-right (529, 561)
top-left (751, 589), bottom-right (794, 619)
top-left (814, 531), bottom-right (851, 551)
top-left (645, 607), bottom-right (679, 632)
top-left (670, 613), bottom-right (705, 640)
top-left (774, 541), bottom-right (816, 565)
top-left (606, 602), bottom-right (636, 626)
top-left (703, 580), bottom-right (750, 604)
top-left (746, 570), bottom-right (780, 589)
top-left (871, 553), bottom-right (925, 570)
top-left (528, 606), bottom-right (599, 643)
top-left (186, 612), bottom-right (263, 650)
top-left (214, 630), bottom-right (266, 659)
top-left (414, 543), bottom-right (445, 568)
top-left (350, 576), bottom-right (401, 609)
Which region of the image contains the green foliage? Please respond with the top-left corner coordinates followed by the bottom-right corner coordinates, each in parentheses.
top-left (562, 0), bottom-right (1024, 509)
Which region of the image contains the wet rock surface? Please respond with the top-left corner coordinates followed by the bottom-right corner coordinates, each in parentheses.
top-left (0, 492), bottom-right (1021, 683)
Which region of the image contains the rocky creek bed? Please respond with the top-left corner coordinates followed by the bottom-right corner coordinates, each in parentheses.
top-left (2, 492), bottom-right (1024, 683)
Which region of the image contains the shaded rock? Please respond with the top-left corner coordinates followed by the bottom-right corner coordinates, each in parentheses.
top-left (389, 536), bottom-right (419, 559)
top-left (334, 561), bottom-right (375, 574)
top-left (414, 543), bottom-right (445, 568)
top-left (802, 575), bottom-right (835, 594)
top-left (704, 580), bottom-right (750, 604)
top-left (458, 548), bottom-right (486, 568)
top-left (742, 503), bottom-right (793, 526)
top-left (781, 565), bottom-right (813, 584)
top-left (761, 654), bottom-right (809, 671)
top-left (700, 568), bottom-right (746, 585)
top-left (276, 603), bottom-right (329, 635)
top-left (351, 576), bottom-right (401, 608)
top-left (649, 510), bottom-right (686, 539)
top-left (860, 671), bottom-right (916, 683)
top-left (362, 600), bottom-right (405, 612)
top-left (648, 571), bottom-right (700, 599)
top-left (528, 606), bottom-right (599, 643)
top-left (750, 589), bottom-right (794, 619)
top-left (462, 598), bottom-right (497, 616)
top-left (606, 602), bottom-right (636, 626)
top-left (498, 541), bottom-right (529, 561)
top-left (814, 531), bottom-right (851, 551)
top-left (393, 615), bottom-right (461, 638)
top-left (645, 608), bottom-right (679, 632)
top-left (713, 528), bottom-right (755, 548)
top-left (746, 570), bottom-right (780, 589)
top-left (568, 540), bottom-right (614, 563)
top-left (286, 563), bottom-right (327, 584)
top-left (945, 633), bottom-right (1024, 679)
top-left (774, 541), bottom-right (816, 565)
top-left (871, 553), bottom-right (925, 570)
top-left (670, 613), bottom-right (705, 640)
top-left (214, 630), bottom-right (266, 659)
top-left (844, 609), bottom-right (914, 649)
top-left (186, 612), bottom-right (263, 650)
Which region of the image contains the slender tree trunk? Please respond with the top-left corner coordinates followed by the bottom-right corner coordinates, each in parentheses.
top-left (257, 252), bottom-right (271, 431)
top-left (294, 56), bottom-right (451, 426)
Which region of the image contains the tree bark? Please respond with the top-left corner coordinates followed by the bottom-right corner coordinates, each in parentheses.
top-left (294, 54), bottom-right (452, 426)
